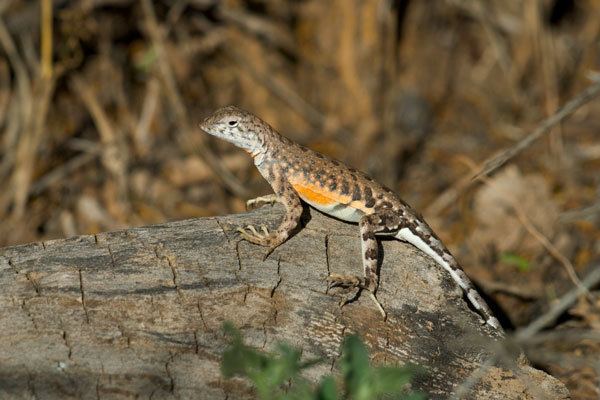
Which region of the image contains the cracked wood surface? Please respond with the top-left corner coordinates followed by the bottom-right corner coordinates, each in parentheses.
top-left (0, 205), bottom-right (569, 399)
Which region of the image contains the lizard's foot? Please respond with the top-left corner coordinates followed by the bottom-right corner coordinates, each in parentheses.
top-left (236, 224), bottom-right (272, 246)
top-left (327, 273), bottom-right (364, 290)
top-left (327, 274), bottom-right (377, 292)
top-left (246, 195), bottom-right (278, 210)
top-left (237, 225), bottom-right (282, 260)
top-left (327, 274), bottom-right (365, 306)
top-left (327, 274), bottom-right (386, 318)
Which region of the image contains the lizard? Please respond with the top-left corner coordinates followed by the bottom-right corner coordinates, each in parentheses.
top-left (200, 105), bottom-right (502, 331)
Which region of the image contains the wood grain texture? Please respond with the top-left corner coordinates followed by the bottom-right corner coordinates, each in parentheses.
top-left (0, 205), bottom-right (568, 399)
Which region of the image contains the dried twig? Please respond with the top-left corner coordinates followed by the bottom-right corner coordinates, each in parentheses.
top-left (140, 0), bottom-right (248, 198)
top-left (71, 76), bottom-right (129, 206)
top-left (512, 205), bottom-right (587, 296)
top-left (456, 154), bottom-right (585, 295)
top-left (0, 0), bottom-right (15, 16)
top-left (219, 6), bottom-right (296, 55)
top-left (482, 280), bottom-right (540, 301)
top-left (0, 36), bottom-right (9, 125)
top-left (40, 0), bottom-right (53, 79)
top-left (560, 201), bottom-right (600, 223)
top-left (0, 17), bottom-right (31, 142)
top-left (518, 329), bottom-right (600, 347)
top-left (475, 167), bottom-right (588, 296)
top-left (226, 47), bottom-right (329, 131)
top-left (427, 79), bottom-right (600, 216)
top-left (0, 16), bottom-right (55, 218)
top-left (514, 265), bottom-right (600, 342)
top-left (447, 0), bottom-right (523, 106)
top-left (133, 77), bottom-right (160, 156)
top-left (486, 79), bottom-right (600, 172)
top-left (30, 151), bottom-right (100, 196)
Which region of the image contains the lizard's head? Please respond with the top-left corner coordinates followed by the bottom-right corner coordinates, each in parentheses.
top-left (200, 105), bottom-right (266, 153)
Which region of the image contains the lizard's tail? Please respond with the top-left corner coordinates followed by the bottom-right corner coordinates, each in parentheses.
top-left (395, 224), bottom-right (503, 332)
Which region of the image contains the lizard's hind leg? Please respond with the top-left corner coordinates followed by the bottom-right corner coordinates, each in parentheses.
top-left (328, 211), bottom-right (401, 295)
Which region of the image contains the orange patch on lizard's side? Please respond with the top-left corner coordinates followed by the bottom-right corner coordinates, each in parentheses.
top-left (292, 182), bottom-right (340, 206)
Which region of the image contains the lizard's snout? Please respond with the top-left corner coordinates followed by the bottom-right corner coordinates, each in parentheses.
top-left (199, 117), bottom-right (212, 134)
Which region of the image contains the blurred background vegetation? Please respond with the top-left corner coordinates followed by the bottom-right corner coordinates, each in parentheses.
top-left (1, 0), bottom-right (599, 398)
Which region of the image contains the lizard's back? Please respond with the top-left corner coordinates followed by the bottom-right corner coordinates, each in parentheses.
top-left (265, 140), bottom-right (409, 223)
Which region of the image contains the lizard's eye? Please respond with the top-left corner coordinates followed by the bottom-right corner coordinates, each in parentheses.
top-left (227, 120), bottom-right (238, 127)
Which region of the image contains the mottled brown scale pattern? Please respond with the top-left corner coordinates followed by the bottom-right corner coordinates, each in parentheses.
top-left (340, 180), bottom-right (350, 195)
top-left (351, 185), bottom-right (362, 201)
top-left (200, 105), bottom-right (503, 332)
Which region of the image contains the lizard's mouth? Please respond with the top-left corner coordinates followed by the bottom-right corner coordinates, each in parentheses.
top-left (198, 120), bottom-right (214, 135)
top-left (198, 118), bottom-right (208, 129)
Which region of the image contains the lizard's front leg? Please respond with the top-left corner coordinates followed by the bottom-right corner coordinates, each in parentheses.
top-left (246, 194), bottom-right (279, 210)
top-left (237, 177), bottom-right (303, 258)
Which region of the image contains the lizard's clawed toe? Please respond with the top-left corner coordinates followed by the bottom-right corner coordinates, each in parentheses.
top-left (245, 224), bottom-right (270, 237)
top-left (326, 274), bottom-right (385, 317)
top-left (327, 273), bottom-right (364, 289)
top-left (246, 195), bottom-right (278, 210)
top-left (327, 274), bottom-right (364, 306)
top-left (236, 225), bottom-right (276, 248)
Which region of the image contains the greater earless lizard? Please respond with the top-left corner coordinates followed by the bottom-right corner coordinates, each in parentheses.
top-left (200, 105), bottom-right (502, 331)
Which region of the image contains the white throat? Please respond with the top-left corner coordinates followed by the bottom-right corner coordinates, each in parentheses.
top-left (253, 150), bottom-right (267, 167)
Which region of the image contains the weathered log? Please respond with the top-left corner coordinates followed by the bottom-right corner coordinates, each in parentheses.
top-left (0, 205), bottom-right (569, 399)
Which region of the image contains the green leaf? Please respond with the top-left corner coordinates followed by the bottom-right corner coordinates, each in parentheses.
top-left (402, 393), bottom-right (427, 400)
top-left (500, 252), bottom-right (531, 272)
top-left (280, 380), bottom-right (313, 400)
top-left (220, 324), bottom-right (422, 400)
top-left (258, 343), bottom-right (303, 390)
top-left (221, 323), bottom-right (268, 379)
top-left (341, 335), bottom-right (373, 400)
top-left (134, 46), bottom-right (157, 72)
top-left (372, 366), bottom-right (414, 393)
top-left (221, 323), bottom-right (317, 399)
top-left (315, 376), bottom-right (338, 400)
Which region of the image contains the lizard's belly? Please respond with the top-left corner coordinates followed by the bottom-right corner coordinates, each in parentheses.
top-left (292, 182), bottom-right (364, 223)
